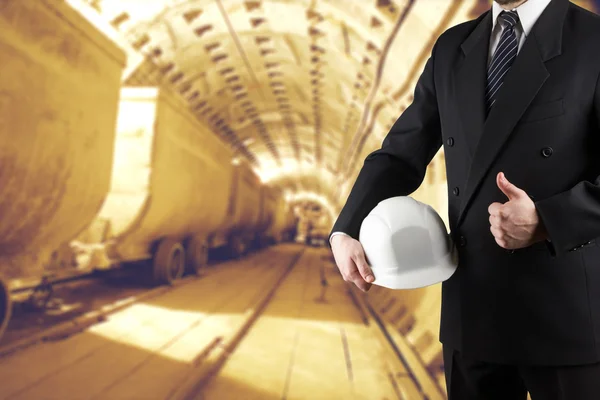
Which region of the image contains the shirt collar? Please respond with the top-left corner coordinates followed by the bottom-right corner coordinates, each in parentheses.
top-left (492, 0), bottom-right (553, 37)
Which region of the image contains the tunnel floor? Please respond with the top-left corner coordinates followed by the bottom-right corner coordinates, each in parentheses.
top-left (192, 246), bottom-right (414, 400)
top-left (0, 244), bottom-right (434, 400)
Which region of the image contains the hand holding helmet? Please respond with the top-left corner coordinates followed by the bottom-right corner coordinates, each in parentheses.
top-left (331, 196), bottom-right (458, 291)
top-left (330, 234), bottom-right (374, 292)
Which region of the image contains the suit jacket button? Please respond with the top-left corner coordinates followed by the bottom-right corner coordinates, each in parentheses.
top-left (453, 187), bottom-right (460, 196)
top-left (541, 147), bottom-right (553, 158)
top-left (446, 137), bottom-right (454, 147)
top-left (458, 236), bottom-right (467, 247)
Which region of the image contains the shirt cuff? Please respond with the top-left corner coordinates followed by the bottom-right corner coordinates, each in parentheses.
top-left (329, 231), bottom-right (350, 246)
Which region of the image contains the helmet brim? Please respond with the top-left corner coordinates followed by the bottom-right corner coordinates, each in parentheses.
top-left (370, 252), bottom-right (458, 290)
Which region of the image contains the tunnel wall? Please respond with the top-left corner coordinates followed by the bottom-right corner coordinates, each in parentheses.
top-left (0, 0), bottom-right (125, 283)
top-left (262, 187), bottom-right (295, 243)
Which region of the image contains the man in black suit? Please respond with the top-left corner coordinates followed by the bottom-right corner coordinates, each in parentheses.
top-left (329, 0), bottom-right (600, 398)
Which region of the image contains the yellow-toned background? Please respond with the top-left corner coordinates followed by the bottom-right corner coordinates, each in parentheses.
top-left (0, 1), bottom-right (597, 399)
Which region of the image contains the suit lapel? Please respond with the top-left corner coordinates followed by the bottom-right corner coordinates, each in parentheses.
top-left (454, 11), bottom-right (492, 158)
top-left (455, 0), bottom-right (569, 228)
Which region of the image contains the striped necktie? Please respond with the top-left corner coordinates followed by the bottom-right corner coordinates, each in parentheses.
top-left (485, 10), bottom-right (520, 113)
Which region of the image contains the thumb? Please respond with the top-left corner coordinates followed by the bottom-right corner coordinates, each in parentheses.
top-left (353, 249), bottom-right (374, 283)
top-left (497, 172), bottom-right (526, 201)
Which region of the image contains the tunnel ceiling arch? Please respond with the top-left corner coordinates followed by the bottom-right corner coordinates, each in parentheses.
top-left (84, 0), bottom-right (478, 209)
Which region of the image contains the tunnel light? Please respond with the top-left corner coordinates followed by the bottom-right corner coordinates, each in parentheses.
top-left (120, 87), bottom-right (160, 99)
top-left (253, 167), bottom-right (266, 183)
top-left (284, 191), bottom-right (336, 221)
top-left (253, 158), bottom-right (339, 188)
top-left (283, 190), bottom-right (293, 202)
top-left (254, 158), bottom-right (300, 183)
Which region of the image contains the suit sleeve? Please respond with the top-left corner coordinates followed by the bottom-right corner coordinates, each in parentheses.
top-left (534, 72), bottom-right (600, 257)
top-left (328, 40), bottom-right (443, 246)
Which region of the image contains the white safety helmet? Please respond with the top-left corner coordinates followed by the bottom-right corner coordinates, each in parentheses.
top-left (358, 196), bottom-right (458, 290)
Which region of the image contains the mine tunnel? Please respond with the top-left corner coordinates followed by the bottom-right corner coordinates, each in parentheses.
top-left (1, 0), bottom-right (599, 399)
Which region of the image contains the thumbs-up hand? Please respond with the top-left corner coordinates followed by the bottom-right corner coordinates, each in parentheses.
top-left (488, 172), bottom-right (548, 249)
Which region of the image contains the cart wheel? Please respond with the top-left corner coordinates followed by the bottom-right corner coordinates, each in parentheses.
top-left (257, 236), bottom-right (269, 248)
top-left (26, 276), bottom-right (53, 310)
top-left (229, 237), bottom-right (247, 258)
top-left (185, 237), bottom-right (208, 276)
top-left (153, 239), bottom-right (185, 285)
top-left (0, 278), bottom-right (12, 343)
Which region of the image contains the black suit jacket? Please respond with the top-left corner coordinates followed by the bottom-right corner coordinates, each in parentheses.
top-left (330, 0), bottom-right (600, 365)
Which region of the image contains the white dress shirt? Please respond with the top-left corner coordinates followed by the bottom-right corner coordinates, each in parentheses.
top-left (329, 0), bottom-right (552, 246)
top-left (488, 0), bottom-right (552, 66)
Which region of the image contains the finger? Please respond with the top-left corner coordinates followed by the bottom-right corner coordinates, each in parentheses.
top-left (488, 202), bottom-right (503, 216)
top-left (497, 172), bottom-right (527, 201)
top-left (334, 255), bottom-right (354, 281)
top-left (347, 268), bottom-right (370, 291)
top-left (489, 214), bottom-right (505, 227)
top-left (495, 236), bottom-right (508, 248)
top-left (352, 250), bottom-right (374, 283)
top-left (500, 238), bottom-right (517, 249)
top-left (355, 280), bottom-right (372, 292)
top-left (354, 278), bottom-right (370, 292)
top-left (489, 214), bottom-right (499, 226)
top-left (490, 225), bottom-right (504, 239)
